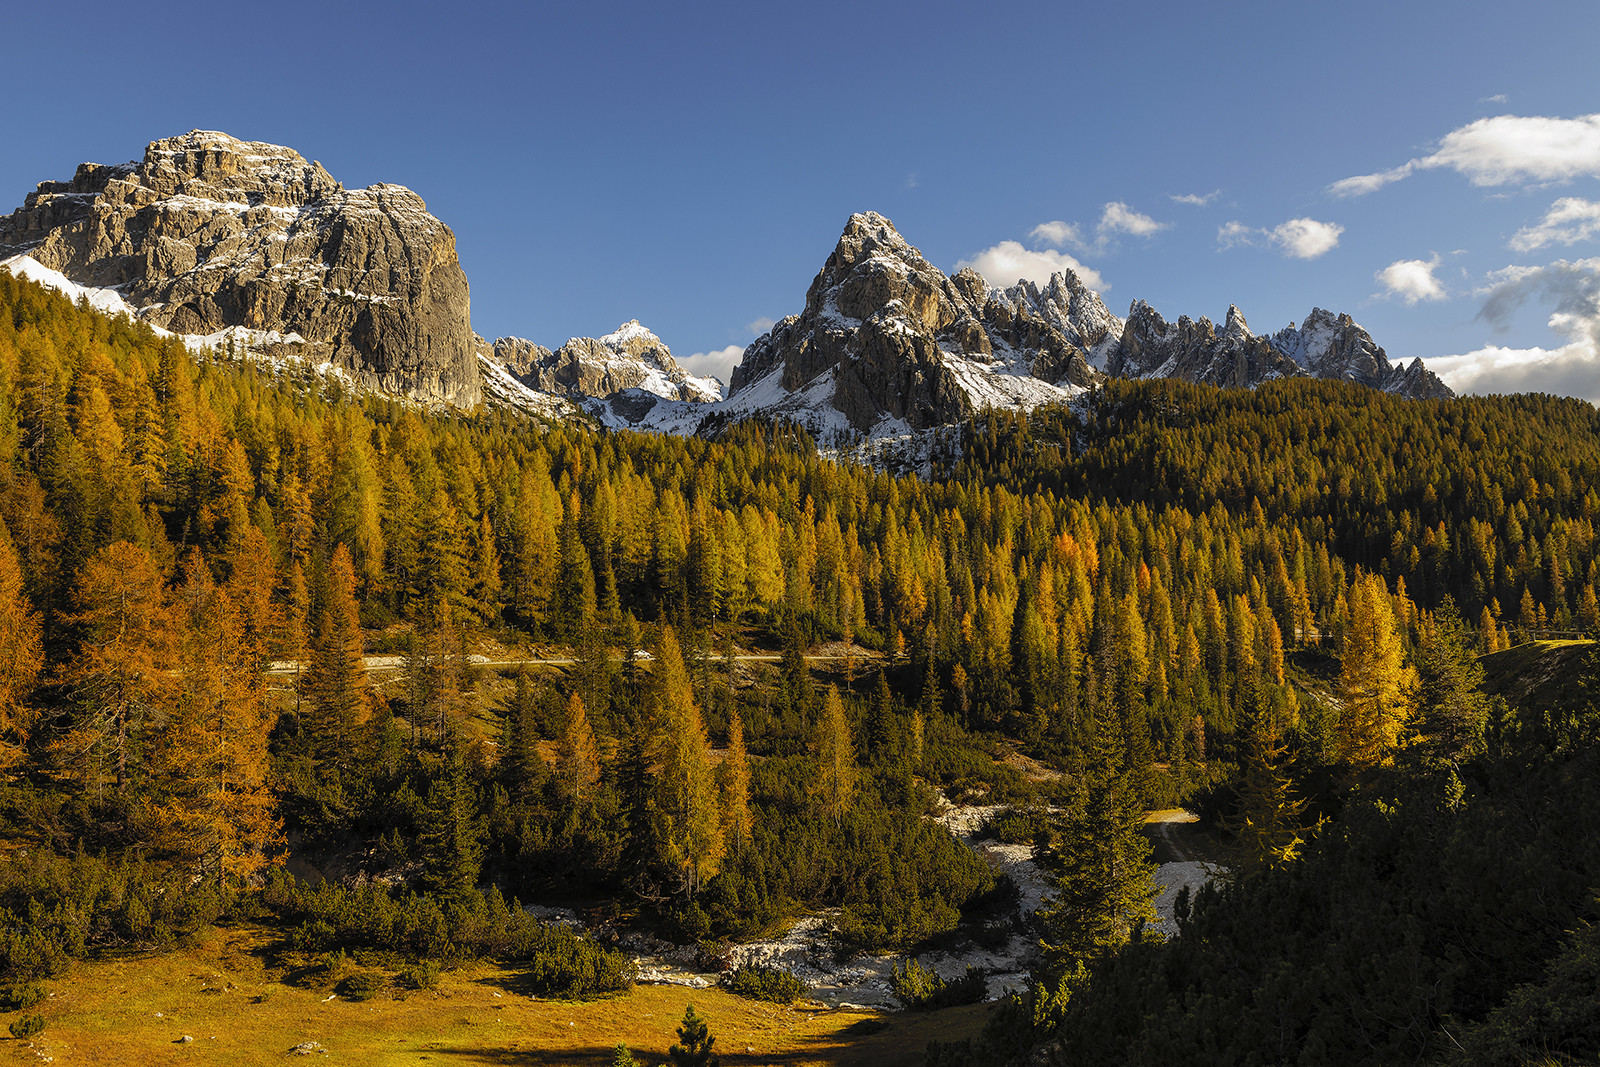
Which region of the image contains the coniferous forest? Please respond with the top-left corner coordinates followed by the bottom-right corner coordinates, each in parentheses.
top-left (2, 271), bottom-right (1599, 1063)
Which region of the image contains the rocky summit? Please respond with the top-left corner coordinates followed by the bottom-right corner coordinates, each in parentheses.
top-left (0, 134), bottom-right (1451, 434)
top-left (0, 130), bottom-right (479, 407)
top-left (1104, 300), bottom-right (1450, 399)
top-left (493, 321), bottom-right (722, 404)
top-left (1269, 308), bottom-right (1452, 399)
top-left (718, 212), bottom-right (1449, 444)
top-left (728, 211), bottom-right (1104, 435)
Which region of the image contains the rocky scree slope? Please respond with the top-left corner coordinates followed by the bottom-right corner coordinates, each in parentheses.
top-left (0, 130), bottom-right (479, 407)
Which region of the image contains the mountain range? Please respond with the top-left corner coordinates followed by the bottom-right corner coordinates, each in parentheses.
top-left (0, 131), bottom-right (1451, 448)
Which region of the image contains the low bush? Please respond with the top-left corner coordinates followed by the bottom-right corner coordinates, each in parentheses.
top-left (403, 959), bottom-right (441, 990)
top-left (0, 983), bottom-right (44, 1012)
top-left (337, 970), bottom-right (388, 1001)
top-left (720, 965), bottom-right (808, 1004)
top-left (261, 870), bottom-right (635, 998)
top-left (8, 1013), bottom-right (44, 1039)
top-left (976, 807), bottom-right (1045, 844)
top-left (890, 958), bottom-right (987, 1010)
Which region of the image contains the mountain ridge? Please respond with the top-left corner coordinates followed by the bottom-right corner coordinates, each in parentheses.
top-left (0, 133), bottom-right (1453, 436)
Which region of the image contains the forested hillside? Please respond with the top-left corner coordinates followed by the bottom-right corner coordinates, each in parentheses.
top-left (0, 273), bottom-right (1597, 1062)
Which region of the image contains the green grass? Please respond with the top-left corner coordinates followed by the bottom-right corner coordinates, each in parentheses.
top-left (2, 925), bottom-right (988, 1066)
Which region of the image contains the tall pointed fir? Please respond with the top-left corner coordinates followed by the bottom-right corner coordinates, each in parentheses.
top-left (502, 670), bottom-right (545, 797)
top-left (717, 709), bottom-right (751, 854)
top-left (418, 732), bottom-right (484, 903)
top-left (1221, 679), bottom-right (1308, 874)
top-left (1036, 700), bottom-right (1158, 976)
top-left (1407, 596), bottom-right (1490, 765)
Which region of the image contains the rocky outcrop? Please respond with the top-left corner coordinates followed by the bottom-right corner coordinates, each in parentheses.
top-left (496, 321), bottom-right (721, 403)
top-left (711, 212), bottom-right (1454, 442)
top-left (0, 130), bottom-right (479, 407)
top-left (1269, 308), bottom-right (1451, 399)
top-left (728, 212), bottom-right (1104, 434)
top-left (1111, 302), bottom-right (1305, 388)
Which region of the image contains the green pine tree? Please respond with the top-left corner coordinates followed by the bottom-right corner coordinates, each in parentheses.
top-left (668, 1004), bottom-right (719, 1067)
top-left (1036, 702), bottom-right (1158, 975)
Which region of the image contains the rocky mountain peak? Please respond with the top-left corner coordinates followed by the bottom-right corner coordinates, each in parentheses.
top-left (1268, 307), bottom-right (1451, 398)
top-left (1223, 304), bottom-right (1251, 339)
top-left (725, 212), bottom-right (1102, 437)
top-left (493, 320), bottom-right (721, 405)
top-left (0, 130), bottom-right (479, 408)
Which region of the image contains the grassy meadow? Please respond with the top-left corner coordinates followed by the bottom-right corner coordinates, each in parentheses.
top-left (2, 926), bottom-right (988, 1066)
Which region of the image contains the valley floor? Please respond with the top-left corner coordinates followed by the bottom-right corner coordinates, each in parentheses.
top-left (3, 927), bottom-right (988, 1067)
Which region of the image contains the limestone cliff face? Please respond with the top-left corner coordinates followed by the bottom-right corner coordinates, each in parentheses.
top-left (0, 130), bottom-right (479, 407)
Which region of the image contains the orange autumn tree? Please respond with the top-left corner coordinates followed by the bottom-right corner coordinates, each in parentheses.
top-left (55, 540), bottom-right (179, 806)
top-left (155, 552), bottom-right (281, 882)
top-left (0, 521), bottom-right (43, 773)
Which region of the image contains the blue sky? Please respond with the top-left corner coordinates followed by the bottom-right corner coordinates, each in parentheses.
top-left (4, 0), bottom-right (1600, 399)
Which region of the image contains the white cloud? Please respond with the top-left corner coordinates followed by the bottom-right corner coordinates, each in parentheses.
top-left (1217, 220), bottom-right (1256, 249)
top-left (1427, 342), bottom-right (1600, 402)
top-left (746, 316), bottom-right (776, 336)
top-left (1099, 201), bottom-right (1168, 237)
top-left (1331, 113), bottom-right (1600, 196)
top-left (1376, 255), bottom-right (1446, 304)
top-left (1431, 256), bottom-right (1600, 402)
top-left (1029, 220), bottom-right (1083, 248)
top-left (1170, 190), bottom-right (1221, 206)
top-left (1218, 218), bottom-right (1343, 259)
top-left (1026, 202), bottom-right (1166, 257)
top-left (1482, 94), bottom-right (1509, 104)
top-left (1268, 218), bottom-right (1344, 259)
top-left (1510, 197), bottom-right (1600, 252)
top-left (678, 344), bottom-right (745, 389)
top-left (955, 240), bottom-right (1107, 291)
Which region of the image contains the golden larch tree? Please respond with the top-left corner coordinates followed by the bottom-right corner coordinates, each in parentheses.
top-left (156, 552), bottom-right (282, 881)
top-left (650, 627), bottom-right (724, 897)
top-left (0, 522), bottom-right (42, 772)
top-left (816, 684), bottom-right (857, 826)
top-left (55, 540), bottom-right (178, 802)
top-left (1338, 572), bottom-right (1414, 767)
top-left (559, 692), bottom-right (601, 803)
